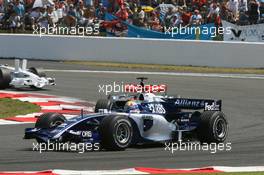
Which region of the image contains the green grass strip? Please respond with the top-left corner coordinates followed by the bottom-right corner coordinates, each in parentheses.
top-left (0, 98), bottom-right (41, 119)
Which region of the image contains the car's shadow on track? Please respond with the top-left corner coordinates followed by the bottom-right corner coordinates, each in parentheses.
top-left (131, 143), bottom-right (164, 149)
top-left (5, 87), bottom-right (52, 92)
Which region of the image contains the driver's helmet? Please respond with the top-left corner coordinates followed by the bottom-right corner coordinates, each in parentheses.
top-left (124, 100), bottom-right (141, 113)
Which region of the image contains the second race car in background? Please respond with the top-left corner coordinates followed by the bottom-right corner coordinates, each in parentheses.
top-left (0, 59), bottom-right (55, 89)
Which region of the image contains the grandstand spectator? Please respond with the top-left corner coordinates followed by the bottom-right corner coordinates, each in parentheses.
top-left (138, 6), bottom-right (145, 19)
top-left (37, 6), bottom-right (49, 28)
top-left (147, 11), bottom-right (162, 31)
top-left (164, 6), bottom-right (174, 27)
top-left (29, 7), bottom-right (41, 29)
top-left (47, 5), bottom-right (58, 26)
top-left (1, 3), bottom-right (13, 28)
top-left (239, 0), bottom-right (248, 12)
top-left (64, 4), bottom-right (77, 26)
top-left (54, 1), bottom-right (65, 25)
top-left (127, 0), bottom-right (139, 13)
top-left (95, 3), bottom-right (106, 20)
top-left (76, 3), bottom-right (88, 26)
top-left (236, 0), bottom-right (248, 24)
top-left (259, 0), bottom-right (264, 22)
top-left (189, 9), bottom-right (202, 26)
top-left (170, 13), bottom-right (183, 27)
top-left (181, 6), bottom-right (192, 26)
top-left (9, 11), bottom-right (22, 32)
top-left (248, 0), bottom-right (260, 24)
top-left (208, 2), bottom-right (220, 18)
top-left (0, 0), bottom-right (4, 24)
top-left (226, 0), bottom-right (239, 22)
top-left (125, 5), bottom-right (134, 23)
top-left (207, 2), bottom-right (221, 26)
top-left (198, 4), bottom-right (206, 21)
top-left (153, 6), bottom-right (164, 26)
top-left (13, 0), bottom-right (25, 30)
top-left (132, 6), bottom-right (146, 27)
top-left (115, 5), bottom-right (128, 20)
top-left (14, 0), bottom-right (25, 17)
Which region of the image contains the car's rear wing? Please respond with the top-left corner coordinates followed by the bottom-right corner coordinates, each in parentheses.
top-left (166, 98), bottom-right (222, 111)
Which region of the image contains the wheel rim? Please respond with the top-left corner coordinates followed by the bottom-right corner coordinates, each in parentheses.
top-left (50, 120), bottom-right (63, 127)
top-left (115, 122), bottom-right (130, 144)
top-left (215, 118), bottom-right (227, 138)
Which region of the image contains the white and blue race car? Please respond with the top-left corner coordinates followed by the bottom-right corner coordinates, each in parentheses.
top-left (24, 80), bottom-right (228, 151)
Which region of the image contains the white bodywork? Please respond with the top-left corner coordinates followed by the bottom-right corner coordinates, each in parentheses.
top-left (110, 112), bottom-right (176, 141)
top-left (0, 59), bottom-right (55, 88)
top-left (129, 113), bottom-right (176, 141)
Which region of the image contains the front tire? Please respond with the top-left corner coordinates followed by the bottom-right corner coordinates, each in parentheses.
top-left (100, 116), bottom-right (133, 151)
top-left (197, 111), bottom-right (228, 144)
top-left (35, 112), bottom-right (66, 129)
top-left (95, 99), bottom-right (112, 112)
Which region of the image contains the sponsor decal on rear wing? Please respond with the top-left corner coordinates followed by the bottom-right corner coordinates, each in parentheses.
top-left (171, 98), bottom-right (222, 111)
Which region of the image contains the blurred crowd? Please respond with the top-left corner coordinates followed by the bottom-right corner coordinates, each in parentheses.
top-left (0, 0), bottom-right (263, 33)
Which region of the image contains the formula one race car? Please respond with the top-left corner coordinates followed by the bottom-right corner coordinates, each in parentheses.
top-left (0, 59), bottom-right (55, 89)
top-left (24, 78), bottom-right (228, 151)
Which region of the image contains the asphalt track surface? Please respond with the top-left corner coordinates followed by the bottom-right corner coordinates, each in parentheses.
top-left (0, 59), bottom-right (264, 171)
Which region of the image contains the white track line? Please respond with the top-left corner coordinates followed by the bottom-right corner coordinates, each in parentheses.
top-left (15, 113), bottom-right (42, 118)
top-left (13, 97), bottom-right (49, 102)
top-left (45, 69), bottom-right (264, 80)
top-left (213, 166), bottom-right (264, 172)
top-left (3, 166), bottom-right (264, 174)
top-left (53, 168), bottom-right (147, 175)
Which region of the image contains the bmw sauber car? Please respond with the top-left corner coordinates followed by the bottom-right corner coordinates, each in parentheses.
top-left (25, 93), bottom-right (228, 151)
top-left (0, 59), bottom-right (55, 89)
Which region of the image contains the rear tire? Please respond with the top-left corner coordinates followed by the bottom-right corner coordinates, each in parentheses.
top-left (95, 99), bottom-right (112, 112)
top-left (35, 112), bottom-right (66, 129)
top-left (0, 68), bottom-right (11, 89)
top-left (197, 111), bottom-right (228, 144)
top-left (100, 115), bottom-right (133, 151)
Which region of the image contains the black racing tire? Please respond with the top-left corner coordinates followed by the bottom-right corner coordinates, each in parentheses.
top-left (28, 67), bottom-right (46, 77)
top-left (95, 99), bottom-right (112, 112)
top-left (197, 111), bottom-right (228, 144)
top-left (35, 112), bottom-right (66, 129)
top-left (0, 68), bottom-right (11, 89)
top-left (100, 115), bottom-right (133, 151)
